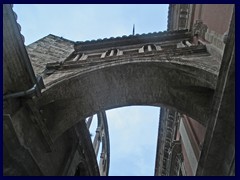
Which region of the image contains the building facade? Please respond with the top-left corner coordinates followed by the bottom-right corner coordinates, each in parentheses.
top-left (154, 4), bottom-right (235, 176)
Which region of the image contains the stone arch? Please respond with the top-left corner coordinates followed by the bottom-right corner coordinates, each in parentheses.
top-left (37, 59), bottom-right (217, 142)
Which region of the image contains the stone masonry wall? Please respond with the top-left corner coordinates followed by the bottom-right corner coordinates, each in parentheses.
top-left (27, 34), bottom-right (74, 76)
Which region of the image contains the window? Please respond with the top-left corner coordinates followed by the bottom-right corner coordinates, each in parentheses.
top-left (101, 49), bottom-right (123, 58)
top-left (139, 44), bottom-right (160, 53)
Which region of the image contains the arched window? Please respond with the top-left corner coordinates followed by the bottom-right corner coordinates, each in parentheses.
top-left (101, 48), bottom-right (123, 58)
top-left (139, 44), bottom-right (160, 53)
top-left (65, 53), bottom-right (88, 62)
top-left (72, 53), bottom-right (88, 61)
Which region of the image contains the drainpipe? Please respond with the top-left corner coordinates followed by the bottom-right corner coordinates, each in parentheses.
top-left (3, 76), bottom-right (45, 100)
top-left (3, 4), bottom-right (45, 100)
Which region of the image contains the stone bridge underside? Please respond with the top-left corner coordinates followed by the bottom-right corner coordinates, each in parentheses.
top-left (37, 51), bottom-right (218, 142)
top-left (4, 4), bottom-right (234, 176)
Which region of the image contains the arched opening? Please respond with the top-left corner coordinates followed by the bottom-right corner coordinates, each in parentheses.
top-left (143, 44), bottom-right (157, 52)
top-left (85, 105), bottom-right (160, 175)
top-left (106, 106), bottom-right (160, 176)
top-left (38, 59), bottom-right (216, 142)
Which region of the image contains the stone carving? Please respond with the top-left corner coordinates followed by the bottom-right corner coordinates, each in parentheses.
top-left (192, 20), bottom-right (208, 40)
top-left (167, 141), bottom-right (183, 176)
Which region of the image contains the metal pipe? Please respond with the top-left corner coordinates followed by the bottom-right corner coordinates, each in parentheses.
top-left (3, 84), bottom-right (37, 100)
top-left (9, 5), bottom-right (43, 97)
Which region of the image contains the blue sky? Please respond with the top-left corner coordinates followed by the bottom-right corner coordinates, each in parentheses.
top-left (13, 4), bottom-right (168, 176)
top-left (13, 4), bottom-right (168, 45)
top-left (90, 106), bottom-right (160, 176)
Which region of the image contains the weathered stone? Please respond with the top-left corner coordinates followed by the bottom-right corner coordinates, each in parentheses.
top-left (3, 4), bottom-right (235, 176)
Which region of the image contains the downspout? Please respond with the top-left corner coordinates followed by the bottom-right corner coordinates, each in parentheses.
top-left (3, 4), bottom-right (45, 100)
top-left (3, 76), bottom-right (45, 100)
